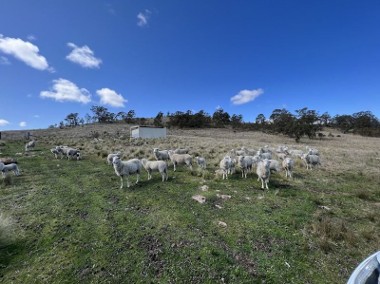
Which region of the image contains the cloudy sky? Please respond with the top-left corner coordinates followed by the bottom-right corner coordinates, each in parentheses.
top-left (1, 1), bottom-right (379, 130)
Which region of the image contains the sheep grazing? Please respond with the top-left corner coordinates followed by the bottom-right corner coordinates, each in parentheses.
top-left (107, 152), bottom-right (121, 165)
top-left (282, 157), bottom-right (294, 178)
top-left (112, 156), bottom-right (142, 189)
top-left (195, 156), bottom-right (207, 169)
top-left (301, 153), bottom-right (321, 170)
top-left (50, 147), bottom-right (62, 159)
top-left (256, 159), bottom-right (271, 190)
top-left (276, 145), bottom-right (289, 153)
top-left (0, 162), bottom-right (20, 177)
top-left (141, 159), bottom-right (168, 182)
top-left (173, 148), bottom-right (189, 154)
top-left (66, 148), bottom-right (81, 160)
top-left (25, 140), bottom-right (36, 152)
top-left (153, 148), bottom-right (170, 161)
top-left (168, 150), bottom-right (193, 171)
top-left (219, 156), bottom-right (232, 180)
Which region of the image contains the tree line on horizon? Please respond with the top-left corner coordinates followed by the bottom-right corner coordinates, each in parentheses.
top-left (53, 105), bottom-right (380, 142)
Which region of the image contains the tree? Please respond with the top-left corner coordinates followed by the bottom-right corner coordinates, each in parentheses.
top-left (255, 114), bottom-right (266, 125)
top-left (114, 111), bottom-right (127, 121)
top-left (294, 107), bottom-right (321, 139)
top-left (333, 114), bottom-right (354, 133)
top-left (126, 110), bottom-right (136, 124)
top-left (64, 113), bottom-right (79, 127)
top-left (231, 114), bottom-right (243, 128)
top-left (212, 108), bottom-right (230, 127)
top-left (90, 105), bottom-right (115, 123)
top-left (319, 112), bottom-right (332, 126)
top-left (154, 111), bottom-right (164, 127)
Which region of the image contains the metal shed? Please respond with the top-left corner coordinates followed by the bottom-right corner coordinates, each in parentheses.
top-left (130, 125), bottom-right (167, 139)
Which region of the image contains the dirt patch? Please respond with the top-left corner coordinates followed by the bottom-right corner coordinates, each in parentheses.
top-left (138, 234), bottom-right (165, 276)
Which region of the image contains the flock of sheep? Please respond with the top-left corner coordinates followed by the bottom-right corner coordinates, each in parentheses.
top-left (1, 139), bottom-right (321, 191)
top-left (106, 145), bottom-right (321, 189)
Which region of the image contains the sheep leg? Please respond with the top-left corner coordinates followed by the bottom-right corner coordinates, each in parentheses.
top-left (120, 176), bottom-right (124, 189)
top-left (173, 163), bottom-right (176, 172)
top-left (135, 173), bottom-right (140, 184)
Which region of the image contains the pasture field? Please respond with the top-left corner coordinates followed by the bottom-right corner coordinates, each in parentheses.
top-left (0, 125), bottom-right (379, 283)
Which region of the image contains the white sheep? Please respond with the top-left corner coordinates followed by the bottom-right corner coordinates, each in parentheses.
top-left (257, 150), bottom-right (272, 160)
top-left (66, 148), bottom-right (81, 160)
top-left (0, 162), bottom-right (20, 177)
top-left (195, 156), bottom-right (207, 169)
top-left (219, 156), bottom-right (232, 180)
top-left (173, 148), bottom-right (189, 154)
top-left (275, 152), bottom-right (288, 161)
top-left (301, 153), bottom-right (321, 170)
top-left (168, 150), bottom-right (192, 171)
top-left (50, 147), bottom-right (61, 159)
top-left (306, 146), bottom-right (319, 156)
top-left (268, 159), bottom-right (281, 173)
top-left (141, 159), bottom-right (168, 182)
top-left (256, 159), bottom-right (271, 190)
top-left (282, 157), bottom-right (294, 178)
top-left (237, 155), bottom-right (255, 178)
top-left (25, 140), bottom-right (36, 152)
top-left (107, 152), bottom-right (121, 165)
top-left (112, 156), bottom-right (142, 189)
top-left (153, 148), bottom-right (170, 161)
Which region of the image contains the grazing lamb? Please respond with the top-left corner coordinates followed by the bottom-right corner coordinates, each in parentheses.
top-left (141, 159), bottom-right (168, 182)
top-left (0, 162), bottom-right (20, 177)
top-left (282, 157), bottom-right (294, 178)
top-left (153, 148), bottom-right (170, 161)
top-left (195, 156), bottom-right (207, 169)
top-left (219, 156), bottom-right (232, 180)
top-left (301, 153), bottom-right (321, 170)
top-left (256, 159), bottom-right (271, 190)
top-left (112, 156), bottom-right (142, 189)
top-left (168, 150), bottom-right (192, 171)
top-left (173, 148), bottom-right (189, 154)
top-left (25, 140), bottom-right (36, 152)
top-left (107, 152), bottom-right (121, 165)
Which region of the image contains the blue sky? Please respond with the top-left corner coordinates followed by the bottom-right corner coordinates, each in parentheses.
top-left (1, 0), bottom-right (379, 130)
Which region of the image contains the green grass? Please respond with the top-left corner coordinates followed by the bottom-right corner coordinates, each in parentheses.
top-left (0, 139), bottom-right (379, 283)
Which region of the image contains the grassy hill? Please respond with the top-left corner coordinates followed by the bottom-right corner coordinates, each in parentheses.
top-left (0, 125), bottom-right (379, 283)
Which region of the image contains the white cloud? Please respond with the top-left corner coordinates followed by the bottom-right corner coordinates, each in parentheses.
top-left (96, 88), bottom-right (127, 107)
top-left (0, 34), bottom-right (52, 71)
top-left (230, 88), bottom-right (264, 105)
top-left (66, 43), bottom-right (102, 68)
top-left (40, 78), bottom-right (91, 104)
top-left (19, 121), bottom-right (27, 127)
top-left (33, 114), bottom-right (40, 118)
top-left (137, 10), bottom-right (151, 27)
top-left (0, 119), bottom-right (10, 126)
